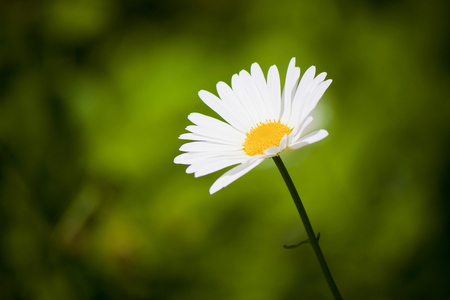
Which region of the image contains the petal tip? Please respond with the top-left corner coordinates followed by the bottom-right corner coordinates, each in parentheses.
top-left (209, 181), bottom-right (222, 194)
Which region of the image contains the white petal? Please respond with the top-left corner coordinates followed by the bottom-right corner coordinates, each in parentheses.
top-left (251, 63), bottom-right (274, 120)
top-left (280, 58), bottom-right (299, 124)
top-left (289, 129), bottom-right (328, 150)
top-left (187, 112), bottom-right (246, 144)
top-left (174, 151), bottom-right (246, 165)
top-left (263, 146), bottom-right (280, 156)
top-left (267, 65), bottom-right (281, 120)
top-left (299, 72), bottom-right (328, 117)
top-left (297, 66), bottom-right (316, 97)
top-left (279, 133), bottom-right (289, 151)
top-left (301, 79), bottom-right (332, 122)
top-left (290, 115), bottom-right (314, 142)
top-left (216, 81), bottom-right (254, 127)
top-left (180, 141), bottom-right (243, 152)
top-left (185, 124), bottom-right (244, 144)
top-left (231, 74), bottom-right (261, 124)
top-left (239, 70), bottom-right (269, 121)
top-left (187, 155), bottom-right (233, 174)
top-left (288, 66), bottom-right (316, 127)
top-left (179, 133), bottom-right (242, 145)
top-left (290, 70), bottom-right (331, 128)
top-left (209, 158), bottom-right (264, 194)
top-left (193, 157), bottom-right (247, 177)
top-left (289, 67), bottom-right (301, 118)
top-left (198, 90), bottom-right (248, 132)
top-left (188, 113), bottom-right (242, 137)
top-left (292, 67), bottom-right (301, 98)
top-left (174, 152), bottom-right (206, 164)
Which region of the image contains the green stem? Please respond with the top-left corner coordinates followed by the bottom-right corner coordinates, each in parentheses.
top-left (273, 155), bottom-right (343, 300)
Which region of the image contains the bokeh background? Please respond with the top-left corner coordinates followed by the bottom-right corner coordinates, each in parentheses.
top-left (1, 0), bottom-right (450, 299)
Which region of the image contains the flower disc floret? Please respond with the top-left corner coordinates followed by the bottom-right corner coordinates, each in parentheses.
top-left (244, 120), bottom-right (292, 156)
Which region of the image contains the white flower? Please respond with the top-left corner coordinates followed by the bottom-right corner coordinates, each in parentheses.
top-left (174, 58), bottom-right (331, 194)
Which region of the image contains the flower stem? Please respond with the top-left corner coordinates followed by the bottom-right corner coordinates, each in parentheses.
top-left (273, 155), bottom-right (343, 300)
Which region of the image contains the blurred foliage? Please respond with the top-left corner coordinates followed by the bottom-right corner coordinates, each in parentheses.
top-left (1, 0), bottom-right (450, 299)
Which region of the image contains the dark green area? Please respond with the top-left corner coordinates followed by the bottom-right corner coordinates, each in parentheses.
top-left (1, 0), bottom-right (449, 299)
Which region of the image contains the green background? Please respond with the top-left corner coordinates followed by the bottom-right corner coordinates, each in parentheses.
top-left (1, 0), bottom-right (449, 299)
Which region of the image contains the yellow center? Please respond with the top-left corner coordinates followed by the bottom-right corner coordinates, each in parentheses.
top-left (244, 120), bottom-right (292, 156)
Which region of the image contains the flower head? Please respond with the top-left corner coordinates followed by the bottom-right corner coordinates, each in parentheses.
top-left (174, 58), bottom-right (331, 194)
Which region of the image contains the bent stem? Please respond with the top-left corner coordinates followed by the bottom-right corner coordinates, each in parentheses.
top-left (273, 155), bottom-right (343, 300)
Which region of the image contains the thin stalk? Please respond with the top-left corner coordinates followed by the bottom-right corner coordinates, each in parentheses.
top-left (273, 155), bottom-right (343, 300)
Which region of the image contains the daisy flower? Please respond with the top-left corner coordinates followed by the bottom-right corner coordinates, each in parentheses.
top-left (174, 58), bottom-right (332, 194)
